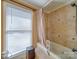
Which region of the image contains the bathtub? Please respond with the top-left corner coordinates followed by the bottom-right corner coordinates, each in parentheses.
top-left (35, 43), bottom-right (61, 59)
top-left (35, 42), bottom-right (77, 59)
top-left (50, 42), bottom-right (77, 59)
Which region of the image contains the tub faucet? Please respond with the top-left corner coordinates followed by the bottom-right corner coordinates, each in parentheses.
top-left (72, 48), bottom-right (77, 52)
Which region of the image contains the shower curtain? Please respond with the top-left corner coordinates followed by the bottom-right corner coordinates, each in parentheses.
top-left (37, 8), bottom-right (46, 47)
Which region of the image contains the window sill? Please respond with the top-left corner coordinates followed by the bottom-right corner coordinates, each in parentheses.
top-left (8, 46), bottom-right (33, 58)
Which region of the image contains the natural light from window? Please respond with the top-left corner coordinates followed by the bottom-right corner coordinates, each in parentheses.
top-left (6, 6), bottom-right (32, 57)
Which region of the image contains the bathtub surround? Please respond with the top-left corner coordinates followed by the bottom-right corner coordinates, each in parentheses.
top-left (37, 3), bottom-right (77, 49)
top-left (46, 4), bottom-right (77, 49)
top-left (36, 2), bottom-right (76, 59)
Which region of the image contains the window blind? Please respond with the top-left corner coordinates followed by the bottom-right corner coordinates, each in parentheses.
top-left (6, 6), bottom-right (32, 57)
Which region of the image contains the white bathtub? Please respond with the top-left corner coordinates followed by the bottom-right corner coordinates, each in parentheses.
top-left (35, 42), bottom-right (77, 59)
top-left (35, 43), bottom-right (61, 59)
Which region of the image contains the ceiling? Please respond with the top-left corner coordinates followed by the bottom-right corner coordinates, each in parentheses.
top-left (15, 0), bottom-right (50, 9)
top-left (43, 0), bottom-right (76, 13)
top-left (11, 0), bottom-right (76, 13)
top-left (23, 0), bottom-right (49, 8)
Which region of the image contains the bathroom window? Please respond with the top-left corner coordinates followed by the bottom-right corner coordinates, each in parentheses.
top-left (6, 5), bottom-right (32, 57)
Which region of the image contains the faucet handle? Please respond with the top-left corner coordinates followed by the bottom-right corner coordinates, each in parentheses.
top-left (72, 48), bottom-right (77, 52)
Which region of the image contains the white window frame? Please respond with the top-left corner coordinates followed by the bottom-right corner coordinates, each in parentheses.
top-left (2, 1), bottom-right (33, 57)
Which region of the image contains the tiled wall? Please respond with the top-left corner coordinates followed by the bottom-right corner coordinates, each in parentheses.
top-left (46, 4), bottom-right (76, 49)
